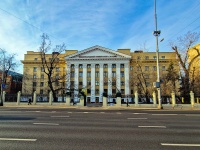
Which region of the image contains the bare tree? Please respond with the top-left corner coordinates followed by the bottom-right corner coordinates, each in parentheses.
top-left (170, 31), bottom-right (200, 103)
top-left (39, 33), bottom-right (66, 102)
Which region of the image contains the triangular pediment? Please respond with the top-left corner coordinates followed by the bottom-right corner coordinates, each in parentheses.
top-left (65, 45), bottom-right (131, 60)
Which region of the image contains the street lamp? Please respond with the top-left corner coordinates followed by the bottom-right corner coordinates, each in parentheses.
top-left (153, 0), bottom-right (162, 109)
top-left (0, 49), bottom-right (5, 106)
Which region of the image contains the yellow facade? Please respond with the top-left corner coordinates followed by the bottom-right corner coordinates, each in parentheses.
top-left (21, 47), bottom-right (178, 98)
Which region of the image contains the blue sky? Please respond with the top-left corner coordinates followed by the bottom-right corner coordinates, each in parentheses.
top-left (0, 0), bottom-right (200, 73)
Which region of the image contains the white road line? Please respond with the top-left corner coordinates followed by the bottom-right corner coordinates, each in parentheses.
top-left (185, 114), bottom-right (200, 117)
top-left (152, 114), bottom-right (178, 116)
top-left (51, 116), bottom-right (69, 118)
top-left (33, 123), bottom-right (59, 126)
top-left (83, 112), bottom-right (89, 113)
top-left (133, 113), bottom-right (148, 114)
top-left (26, 111), bottom-right (41, 112)
top-left (161, 143), bottom-right (200, 147)
top-left (127, 118), bottom-right (147, 120)
top-left (116, 112), bottom-right (122, 114)
top-left (138, 126), bottom-right (166, 128)
top-left (67, 112), bottom-right (72, 113)
top-left (100, 112), bottom-right (105, 113)
top-left (0, 138), bottom-right (37, 142)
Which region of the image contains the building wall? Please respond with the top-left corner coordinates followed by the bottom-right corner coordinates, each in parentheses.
top-left (21, 46), bottom-right (179, 102)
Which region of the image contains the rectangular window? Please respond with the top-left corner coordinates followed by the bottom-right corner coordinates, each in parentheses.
top-left (145, 56), bottom-right (149, 60)
top-left (87, 81), bottom-right (91, 86)
top-left (121, 89), bottom-right (125, 94)
top-left (71, 64), bottom-right (75, 69)
top-left (153, 56), bottom-right (157, 60)
top-left (87, 89), bottom-right (91, 94)
top-left (112, 81), bottom-right (116, 86)
top-left (120, 64), bottom-right (124, 68)
top-left (130, 66), bottom-right (133, 70)
top-left (87, 72), bottom-right (91, 78)
top-left (41, 67), bottom-right (44, 72)
top-left (41, 74), bottom-right (44, 79)
top-left (79, 64), bottom-right (83, 68)
top-left (103, 71), bottom-right (108, 77)
top-left (34, 58), bottom-right (38, 61)
top-left (79, 72), bottom-right (83, 77)
top-left (40, 82), bottom-right (44, 87)
top-left (145, 74), bottom-right (149, 79)
top-left (137, 56), bottom-right (141, 60)
top-left (153, 66), bottom-right (157, 71)
top-left (56, 74), bottom-right (59, 79)
top-left (95, 81), bottom-right (99, 86)
top-left (33, 74), bottom-right (37, 79)
top-left (56, 67), bottom-right (60, 72)
top-left (95, 71), bottom-right (99, 78)
top-left (33, 82), bottom-right (37, 86)
top-left (33, 67), bottom-right (37, 72)
top-left (79, 81), bottom-right (82, 86)
top-left (95, 89), bottom-right (99, 94)
top-left (112, 89), bottom-right (116, 94)
top-left (120, 71), bottom-right (124, 77)
top-left (161, 56), bottom-right (165, 59)
top-left (145, 66), bottom-right (149, 71)
top-left (112, 71), bottom-right (116, 77)
top-left (40, 90), bottom-right (43, 94)
top-left (121, 81), bottom-right (124, 86)
top-left (104, 64), bottom-right (108, 68)
top-left (112, 64), bottom-right (116, 68)
top-left (162, 66), bottom-right (166, 71)
top-left (70, 81), bottom-right (74, 86)
top-left (87, 64), bottom-right (91, 68)
top-left (95, 64), bottom-right (99, 68)
top-left (71, 72), bottom-right (75, 78)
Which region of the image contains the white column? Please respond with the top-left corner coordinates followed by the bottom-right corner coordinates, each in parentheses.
top-left (33, 91), bottom-right (36, 105)
top-left (99, 64), bottom-right (104, 102)
top-left (82, 64), bottom-right (87, 88)
top-left (135, 91), bottom-right (138, 105)
top-left (74, 64), bottom-right (79, 96)
top-left (66, 64), bottom-right (71, 90)
top-left (91, 64), bottom-right (95, 102)
top-left (190, 91), bottom-right (195, 108)
top-left (49, 91), bottom-right (53, 105)
top-left (17, 91), bottom-right (21, 105)
top-left (65, 95), bottom-right (70, 106)
top-left (171, 91), bottom-right (176, 107)
top-left (116, 63), bottom-right (121, 92)
top-left (153, 91), bottom-right (156, 104)
top-left (125, 63), bottom-right (130, 95)
top-left (108, 63), bottom-right (112, 96)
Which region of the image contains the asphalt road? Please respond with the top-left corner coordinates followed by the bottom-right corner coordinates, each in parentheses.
top-left (0, 107), bottom-right (200, 150)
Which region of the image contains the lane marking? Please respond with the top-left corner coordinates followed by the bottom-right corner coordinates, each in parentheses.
top-left (100, 112), bottom-right (105, 113)
top-left (116, 112), bottom-right (122, 114)
top-left (26, 111), bottom-right (41, 112)
top-left (127, 118), bottom-right (147, 120)
top-left (152, 114), bottom-right (177, 116)
top-left (133, 113), bottom-right (148, 114)
top-left (138, 126), bottom-right (166, 128)
top-left (83, 112), bottom-right (89, 113)
top-left (33, 123), bottom-right (59, 126)
top-left (51, 116), bottom-right (69, 118)
top-left (185, 114), bottom-right (200, 117)
top-left (0, 138), bottom-right (37, 142)
top-left (67, 112), bottom-right (72, 113)
top-left (161, 143), bottom-right (200, 147)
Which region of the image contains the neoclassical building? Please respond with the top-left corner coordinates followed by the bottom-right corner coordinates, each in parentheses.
top-left (21, 45), bottom-right (178, 103)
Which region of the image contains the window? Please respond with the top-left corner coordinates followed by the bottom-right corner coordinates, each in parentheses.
top-left (55, 81), bottom-right (59, 86)
top-left (87, 89), bottom-right (91, 94)
top-left (130, 66), bottom-right (133, 70)
top-left (71, 64), bottom-right (75, 69)
top-left (161, 56), bottom-right (165, 59)
top-left (120, 71), bottom-right (124, 77)
top-left (33, 67), bottom-right (37, 72)
top-left (103, 71), bottom-right (108, 77)
top-left (40, 82), bottom-right (44, 87)
top-left (112, 81), bottom-right (116, 86)
top-left (95, 64), bottom-right (99, 68)
top-left (41, 74), bottom-right (44, 79)
top-left (145, 56), bottom-right (149, 60)
top-left (79, 72), bottom-right (83, 77)
top-left (71, 71), bottom-right (75, 78)
top-left (112, 89), bottom-right (116, 94)
top-left (87, 64), bottom-right (91, 68)
top-left (137, 66), bottom-right (140, 71)
top-left (95, 89), bottom-right (99, 94)
top-left (153, 66), bottom-right (157, 71)
top-left (56, 74), bottom-right (59, 79)
top-left (112, 71), bottom-right (116, 77)
top-left (34, 58), bottom-right (38, 61)
top-left (70, 81), bottom-right (74, 86)
top-left (33, 74), bottom-right (37, 79)
top-left (40, 90), bottom-right (43, 94)
top-left (121, 81), bottom-right (124, 86)
top-left (104, 64), bottom-right (108, 68)
top-left (120, 64), bottom-right (124, 68)
top-left (145, 66), bottom-right (149, 71)
top-left (87, 81), bottom-right (91, 86)
top-left (49, 58), bottom-right (52, 61)
top-left (112, 64), bottom-right (116, 68)
top-left (162, 66), bottom-right (166, 71)
top-left (95, 71), bottom-right (99, 78)
top-left (145, 74), bottom-right (149, 79)
top-left (87, 72), bottom-right (91, 78)
top-left (56, 67), bottom-right (60, 72)
top-left (95, 81), bottom-right (99, 86)
top-left (33, 82), bottom-right (37, 86)
top-left (41, 67), bottom-right (44, 72)
top-left (153, 56), bottom-right (157, 60)
top-left (121, 89), bottom-right (125, 94)
top-left (79, 81), bottom-right (82, 86)
top-left (137, 56), bottom-right (141, 60)
top-left (79, 64), bottom-right (83, 68)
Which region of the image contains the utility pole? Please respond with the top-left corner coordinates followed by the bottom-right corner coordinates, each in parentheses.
top-left (153, 0), bottom-right (162, 109)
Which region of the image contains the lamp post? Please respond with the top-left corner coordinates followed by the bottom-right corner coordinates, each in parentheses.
top-left (153, 0), bottom-right (162, 109)
top-left (0, 49), bottom-right (5, 106)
